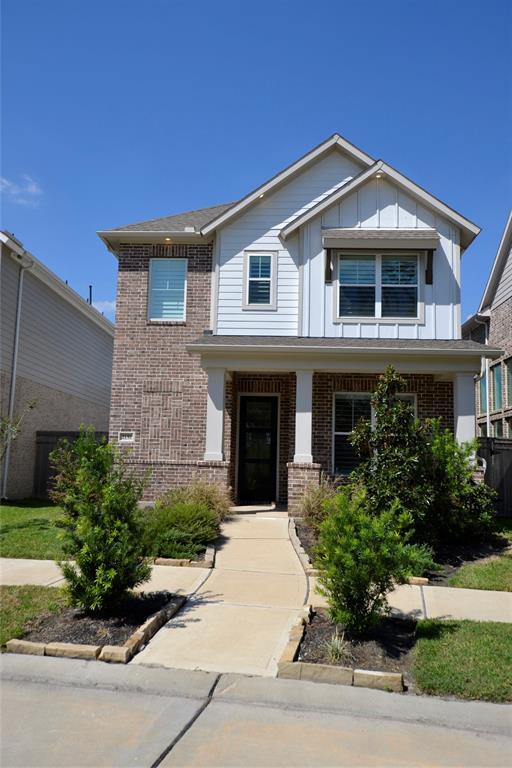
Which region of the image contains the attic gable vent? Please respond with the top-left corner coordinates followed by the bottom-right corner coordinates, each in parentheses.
top-left (118, 431), bottom-right (135, 444)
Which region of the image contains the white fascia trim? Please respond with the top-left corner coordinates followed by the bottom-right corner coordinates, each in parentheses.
top-left (1, 234), bottom-right (115, 336)
top-left (187, 342), bottom-right (502, 359)
top-left (199, 134), bottom-right (375, 236)
top-left (478, 210), bottom-right (512, 312)
top-left (281, 162), bottom-right (382, 238)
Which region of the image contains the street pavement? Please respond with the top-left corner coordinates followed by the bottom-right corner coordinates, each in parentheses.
top-left (1, 655), bottom-right (511, 768)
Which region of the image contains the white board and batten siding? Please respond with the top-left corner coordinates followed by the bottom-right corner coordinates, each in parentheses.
top-left (215, 150), bottom-right (362, 336)
top-left (303, 179), bottom-right (461, 340)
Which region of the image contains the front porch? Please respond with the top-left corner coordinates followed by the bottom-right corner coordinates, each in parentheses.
top-left (190, 337), bottom-right (487, 510)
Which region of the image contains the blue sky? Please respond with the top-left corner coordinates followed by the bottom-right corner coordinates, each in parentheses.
top-left (2, 0), bottom-right (511, 323)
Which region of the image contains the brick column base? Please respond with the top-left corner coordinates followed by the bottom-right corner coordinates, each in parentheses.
top-left (286, 462), bottom-right (322, 515)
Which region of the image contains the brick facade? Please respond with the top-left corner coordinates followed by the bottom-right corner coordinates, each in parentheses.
top-left (475, 298), bottom-right (512, 437)
top-left (287, 462), bottom-right (322, 514)
top-left (111, 242), bottom-right (223, 498)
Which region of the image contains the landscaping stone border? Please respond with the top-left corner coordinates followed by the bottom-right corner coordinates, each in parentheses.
top-left (277, 611), bottom-right (404, 693)
top-left (6, 595), bottom-right (186, 665)
top-left (154, 545), bottom-right (215, 569)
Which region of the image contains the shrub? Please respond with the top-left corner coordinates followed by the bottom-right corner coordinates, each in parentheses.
top-left (156, 480), bottom-right (232, 522)
top-left (50, 427), bottom-right (151, 613)
top-left (316, 487), bottom-right (433, 634)
top-left (142, 501), bottom-right (220, 559)
top-left (350, 365), bottom-right (496, 550)
top-left (299, 475), bottom-right (337, 533)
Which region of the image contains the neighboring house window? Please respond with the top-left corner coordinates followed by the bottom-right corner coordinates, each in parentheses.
top-left (479, 376), bottom-right (487, 414)
top-left (333, 392), bottom-right (416, 475)
top-left (506, 416), bottom-right (512, 438)
top-left (337, 252), bottom-right (419, 319)
top-left (506, 358), bottom-right (512, 406)
top-left (148, 258), bottom-right (187, 321)
top-left (493, 419), bottom-right (503, 437)
top-left (492, 364), bottom-right (502, 410)
top-left (339, 256), bottom-right (376, 317)
top-left (243, 252), bottom-right (277, 309)
top-left (479, 423), bottom-right (487, 437)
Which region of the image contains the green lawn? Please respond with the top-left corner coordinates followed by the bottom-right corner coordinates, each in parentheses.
top-left (448, 554), bottom-right (512, 591)
top-left (0, 585), bottom-right (66, 647)
top-left (413, 619), bottom-right (512, 702)
top-left (0, 500), bottom-right (63, 559)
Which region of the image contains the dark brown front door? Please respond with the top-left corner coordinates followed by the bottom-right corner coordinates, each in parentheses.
top-left (237, 396), bottom-right (278, 504)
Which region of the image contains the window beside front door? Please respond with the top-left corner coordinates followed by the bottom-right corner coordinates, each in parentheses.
top-left (337, 252), bottom-right (420, 320)
top-left (333, 392), bottom-right (417, 476)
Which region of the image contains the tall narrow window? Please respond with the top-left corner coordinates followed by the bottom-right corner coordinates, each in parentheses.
top-left (148, 258), bottom-right (187, 321)
top-left (506, 359), bottom-right (512, 406)
top-left (493, 420), bottom-right (503, 437)
top-left (492, 364), bottom-right (502, 410)
top-left (339, 255), bottom-right (376, 317)
top-left (333, 394), bottom-right (372, 475)
top-left (479, 376), bottom-right (487, 414)
top-left (246, 253), bottom-right (273, 306)
top-left (381, 255), bottom-right (418, 317)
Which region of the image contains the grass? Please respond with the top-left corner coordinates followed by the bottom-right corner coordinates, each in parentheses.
top-left (0, 585), bottom-right (66, 647)
top-left (447, 517), bottom-right (512, 592)
top-left (0, 500), bottom-right (63, 559)
top-left (413, 619), bottom-right (512, 702)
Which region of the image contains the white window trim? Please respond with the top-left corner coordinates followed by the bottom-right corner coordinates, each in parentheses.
top-left (333, 250), bottom-right (424, 325)
top-left (118, 430), bottom-right (135, 444)
top-left (242, 251), bottom-right (278, 311)
top-left (147, 257), bottom-right (188, 323)
top-left (332, 391), bottom-right (417, 474)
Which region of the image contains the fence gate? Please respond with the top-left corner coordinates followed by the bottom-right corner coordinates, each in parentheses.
top-left (34, 431), bottom-right (107, 498)
top-left (477, 437), bottom-right (512, 516)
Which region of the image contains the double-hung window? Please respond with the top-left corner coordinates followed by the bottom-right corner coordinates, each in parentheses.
top-left (244, 252), bottom-right (277, 309)
top-left (492, 364), bottom-right (502, 411)
top-left (338, 252), bottom-right (420, 320)
top-left (148, 258), bottom-right (187, 321)
top-left (333, 392), bottom-right (417, 476)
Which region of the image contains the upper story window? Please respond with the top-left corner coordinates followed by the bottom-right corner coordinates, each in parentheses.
top-left (337, 252), bottom-right (420, 320)
top-left (148, 258), bottom-right (187, 322)
top-left (492, 363), bottom-right (502, 411)
top-left (243, 252), bottom-right (277, 310)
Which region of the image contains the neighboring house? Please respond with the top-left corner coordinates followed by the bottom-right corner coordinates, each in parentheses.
top-left (0, 232), bottom-right (114, 499)
top-left (462, 211), bottom-right (512, 438)
top-left (99, 133), bottom-right (500, 510)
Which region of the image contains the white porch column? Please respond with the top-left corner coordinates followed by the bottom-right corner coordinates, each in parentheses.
top-left (294, 370), bottom-right (313, 463)
top-left (204, 368), bottom-right (225, 461)
top-left (454, 373), bottom-right (476, 443)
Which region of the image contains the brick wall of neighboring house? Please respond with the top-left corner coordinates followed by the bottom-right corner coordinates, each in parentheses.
top-left (312, 373), bottom-right (454, 475)
top-left (111, 242), bottom-right (230, 498)
top-left (476, 298), bottom-right (512, 437)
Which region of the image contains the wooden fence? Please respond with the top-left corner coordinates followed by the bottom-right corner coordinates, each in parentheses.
top-left (477, 437), bottom-right (512, 516)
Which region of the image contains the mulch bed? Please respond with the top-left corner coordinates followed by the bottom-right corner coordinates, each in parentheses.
top-left (426, 535), bottom-right (511, 586)
top-left (294, 519), bottom-right (317, 562)
top-left (22, 591), bottom-right (174, 647)
top-left (299, 609), bottom-right (416, 675)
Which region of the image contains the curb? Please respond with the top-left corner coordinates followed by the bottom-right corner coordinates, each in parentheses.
top-left (276, 611), bottom-right (405, 693)
top-left (6, 595), bottom-right (187, 665)
top-left (154, 544), bottom-right (216, 569)
top-left (288, 518), bottom-right (318, 576)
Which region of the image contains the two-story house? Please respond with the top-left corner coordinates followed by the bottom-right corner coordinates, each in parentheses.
top-left (99, 134), bottom-right (500, 510)
top-left (462, 211), bottom-right (512, 438)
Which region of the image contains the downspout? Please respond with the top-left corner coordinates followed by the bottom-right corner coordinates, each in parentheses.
top-left (1, 251), bottom-right (34, 498)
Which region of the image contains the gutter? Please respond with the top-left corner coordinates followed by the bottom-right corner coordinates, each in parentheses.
top-left (1, 248), bottom-right (34, 499)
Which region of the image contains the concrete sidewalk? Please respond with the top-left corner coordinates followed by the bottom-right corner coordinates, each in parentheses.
top-left (132, 513), bottom-right (308, 675)
top-left (2, 655), bottom-right (510, 767)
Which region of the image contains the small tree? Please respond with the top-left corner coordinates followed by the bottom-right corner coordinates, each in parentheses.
top-left (50, 427), bottom-right (151, 612)
top-left (1, 400), bottom-right (37, 462)
top-left (316, 486), bottom-right (432, 634)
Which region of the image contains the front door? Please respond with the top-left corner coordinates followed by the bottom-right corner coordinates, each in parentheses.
top-left (238, 395), bottom-right (278, 504)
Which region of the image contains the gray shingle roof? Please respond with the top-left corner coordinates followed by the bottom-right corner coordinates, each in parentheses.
top-left (189, 335), bottom-right (500, 355)
top-left (109, 203), bottom-right (236, 233)
top-left (322, 228), bottom-right (440, 240)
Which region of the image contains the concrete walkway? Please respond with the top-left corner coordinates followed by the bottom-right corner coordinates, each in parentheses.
top-left (133, 512), bottom-right (307, 676)
top-left (2, 655), bottom-right (511, 767)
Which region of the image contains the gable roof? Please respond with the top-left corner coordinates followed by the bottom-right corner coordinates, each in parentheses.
top-left (199, 133), bottom-right (374, 235)
top-left (106, 203), bottom-right (235, 233)
top-left (281, 160), bottom-right (481, 250)
top-left (479, 210), bottom-right (512, 311)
